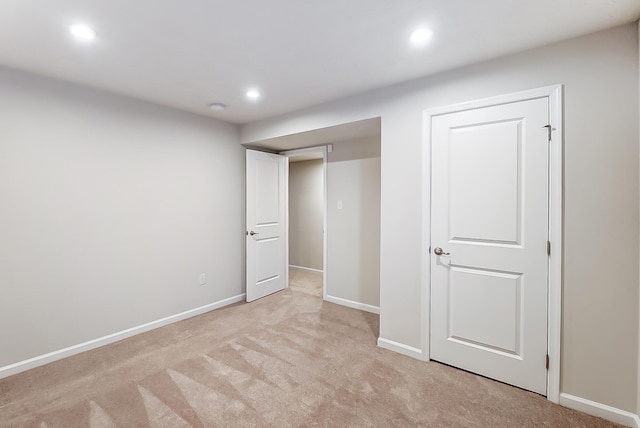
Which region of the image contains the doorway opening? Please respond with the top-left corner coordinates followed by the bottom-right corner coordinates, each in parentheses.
top-left (282, 146), bottom-right (327, 299)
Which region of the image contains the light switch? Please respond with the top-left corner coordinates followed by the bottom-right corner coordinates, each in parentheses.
top-left (337, 200), bottom-right (343, 210)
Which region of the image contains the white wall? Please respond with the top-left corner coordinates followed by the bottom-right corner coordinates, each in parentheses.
top-left (289, 159), bottom-right (323, 270)
top-left (242, 24), bottom-right (640, 413)
top-left (326, 136), bottom-right (381, 309)
top-left (0, 66), bottom-right (245, 369)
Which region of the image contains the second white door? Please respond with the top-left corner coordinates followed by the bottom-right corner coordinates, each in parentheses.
top-left (246, 150), bottom-right (287, 302)
top-left (430, 95), bottom-right (549, 395)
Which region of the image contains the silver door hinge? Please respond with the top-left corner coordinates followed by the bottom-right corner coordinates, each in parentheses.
top-left (546, 241), bottom-right (551, 256)
top-left (543, 124), bottom-right (552, 141)
top-left (546, 354), bottom-right (550, 370)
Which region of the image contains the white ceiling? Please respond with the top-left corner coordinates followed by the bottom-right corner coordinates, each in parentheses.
top-left (1, 1), bottom-right (639, 125)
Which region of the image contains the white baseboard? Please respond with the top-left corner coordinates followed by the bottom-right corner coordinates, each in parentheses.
top-left (0, 293), bottom-right (246, 380)
top-left (289, 264), bottom-right (323, 273)
top-left (559, 393), bottom-right (640, 427)
top-left (325, 294), bottom-right (379, 314)
top-left (377, 337), bottom-right (425, 360)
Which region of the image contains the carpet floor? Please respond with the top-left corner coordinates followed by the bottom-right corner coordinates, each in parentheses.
top-left (0, 269), bottom-right (620, 427)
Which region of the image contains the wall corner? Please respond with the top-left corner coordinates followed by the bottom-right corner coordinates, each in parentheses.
top-left (636, 17), bottom-right (640, 420)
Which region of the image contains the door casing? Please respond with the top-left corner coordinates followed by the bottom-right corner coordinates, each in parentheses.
top-left (421, 85), bottom-right (563, 402)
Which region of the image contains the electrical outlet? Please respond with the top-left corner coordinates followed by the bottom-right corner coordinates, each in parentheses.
top-left (199, 273), bottom-right (206, 285)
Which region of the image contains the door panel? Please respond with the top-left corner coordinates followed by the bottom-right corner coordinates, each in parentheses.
top-left (449, 120), bottom-right (520, 244)
top-left (448, 266), bottom-right (522, 355)
top-left (431, 97), bottom-right (549, 395)
top-left (246, 150), bottom-right (286, 302)
top-left (256, 158), bottom-right (280, 224)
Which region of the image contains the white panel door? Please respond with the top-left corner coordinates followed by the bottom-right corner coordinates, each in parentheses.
top-left (430, 97), bottom-right (549, 394)
top-left (246, 150), bottom-right (287, 302)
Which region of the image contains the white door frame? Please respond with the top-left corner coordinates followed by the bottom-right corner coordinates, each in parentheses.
top-left (280, 146), bottom-right (328, 299)
top-left (421, 85), bottom-right (563, 402)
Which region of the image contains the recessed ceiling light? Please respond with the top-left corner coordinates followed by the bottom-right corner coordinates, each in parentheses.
top-left (409, 28), bottom-right (433, 45)
top-left (246, 89), bottom-right (261, 100)
top-left (69, 24), bottom-right (96, 41)
top-left (209, 102), bottom-right (226, 111)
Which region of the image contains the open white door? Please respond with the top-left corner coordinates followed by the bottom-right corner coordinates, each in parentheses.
top-left (246, 150), bottom-right (287, 302)
top-left (430, 95), bottom-right (550, 395)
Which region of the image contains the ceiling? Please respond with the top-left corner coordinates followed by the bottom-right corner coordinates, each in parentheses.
top-left (1, 1), bottom-right (639, 125)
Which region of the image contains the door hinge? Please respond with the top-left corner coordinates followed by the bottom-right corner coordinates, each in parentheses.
top-left (543, 124), bottom-right (552, 141)
top-left (546, 354), bottom-right (550, 370)
top-left (546, 241), bottom-right (551, 256)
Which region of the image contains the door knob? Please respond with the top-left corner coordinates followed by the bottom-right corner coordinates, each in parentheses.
top-left (433, 247), bottom-right (450, 256)
top-left (249, 231), bottom-right (259, 236)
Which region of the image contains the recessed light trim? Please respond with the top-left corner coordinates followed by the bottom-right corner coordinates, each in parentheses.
top-left (246, 89), bottom-right (261, 100)
top-left (69, 24), bottom-right (96, 41)
top-left (209, 102), bottom-right (226, 111)
top-left (409, 28), bottom-right (433, 45)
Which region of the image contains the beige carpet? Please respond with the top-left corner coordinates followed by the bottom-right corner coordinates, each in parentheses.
top-left (0, 269), bottom-right (620, 427)
top-left (288, 267), bottom-right (323, 297)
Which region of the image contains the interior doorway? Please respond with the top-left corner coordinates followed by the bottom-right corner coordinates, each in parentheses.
top-left (243, 117), bottom-right (382, 313)
top-left (282, 146), bottom-right (327, 299)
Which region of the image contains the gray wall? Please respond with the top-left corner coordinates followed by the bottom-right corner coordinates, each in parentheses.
top-left (241, 24), bottom-right (640, 413)
top-left (289, 159), bottom-right (323, 270)
top-left (326, 136), bottom-right (381, 308)
top-left (0, 66), bottom-right (245, 368)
